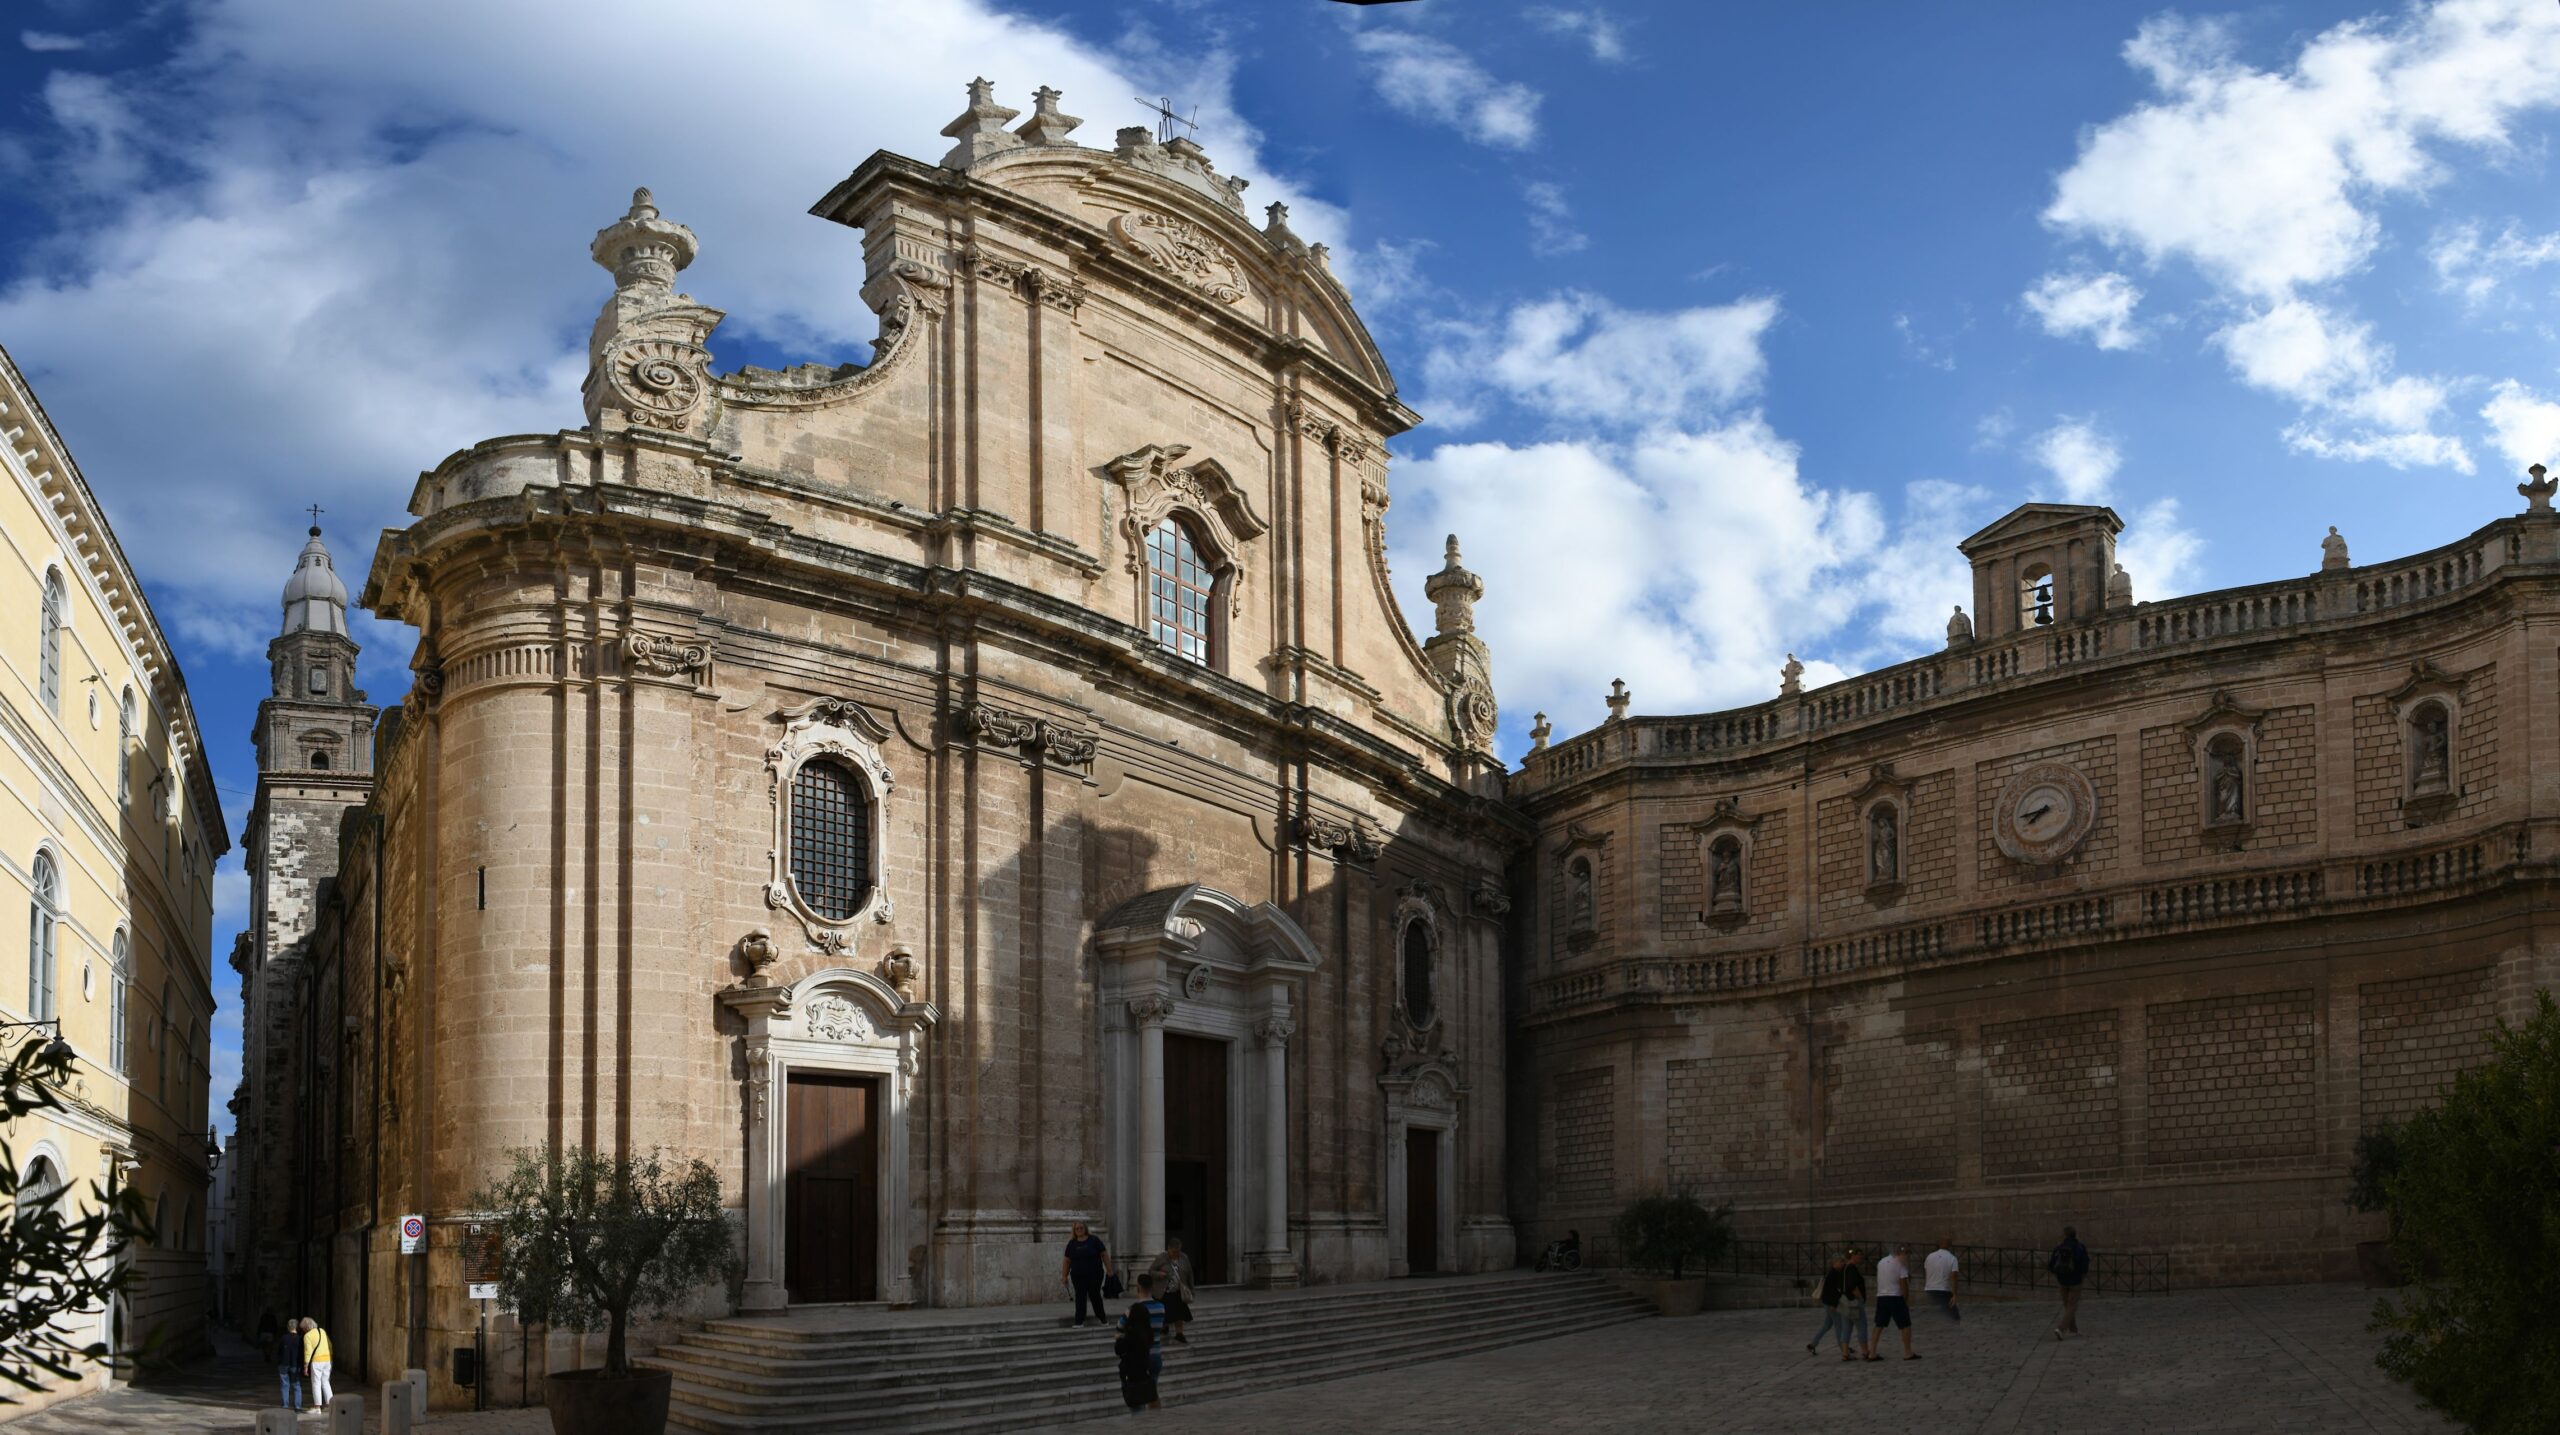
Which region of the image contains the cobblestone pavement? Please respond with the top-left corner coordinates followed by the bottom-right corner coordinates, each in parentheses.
top-left (0, 1330), bottom-right (549, 1435)
top-left (1032, 1284), bottom-right (2456, 1434)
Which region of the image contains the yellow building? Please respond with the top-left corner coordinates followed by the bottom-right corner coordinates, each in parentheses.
top-left (0, 344), bottom-right (226, 1411)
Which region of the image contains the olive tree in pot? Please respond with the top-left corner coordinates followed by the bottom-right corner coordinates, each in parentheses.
top-left (475, 1145), bottom-right (740, 1435)
top-left (1611, 1189), bottom-right (1733, 1317)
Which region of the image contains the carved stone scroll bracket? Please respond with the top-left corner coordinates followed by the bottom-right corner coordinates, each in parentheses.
top-left (1291, 811), bottom-right (1381, 867)
top-left (621, 628), bottom-right (711, 681)
top-left (954, 702), bottom-right (1101, 774)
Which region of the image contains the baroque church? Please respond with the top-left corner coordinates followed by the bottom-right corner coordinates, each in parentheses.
top-left (227, 80), bottom-right (2547, 1405)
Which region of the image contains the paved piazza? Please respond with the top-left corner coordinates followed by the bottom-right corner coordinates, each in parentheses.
top-left (1039, 1284), bottom-right (2454, 1435)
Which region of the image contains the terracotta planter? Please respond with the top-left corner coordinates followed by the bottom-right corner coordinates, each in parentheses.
top-left (544, 1367), bottom-right (673, 1435)
top-left (1649, 1276), bottom-right (1709, 1317)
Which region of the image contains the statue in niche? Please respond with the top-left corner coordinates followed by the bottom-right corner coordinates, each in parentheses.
top-left (1708, 837), bottom-right (1744, 915)
top-left (2208, 739), bottom-right (2246, 823)
top-left (2411, 703), bottom-right (2451, 792)
top-left (1868, 806), bottom-right (1899, 885)
top-left (1567, 858), bottom-right (1595, 932)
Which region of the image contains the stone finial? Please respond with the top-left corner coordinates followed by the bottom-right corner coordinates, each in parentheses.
top-left (2106, 562), bottom-right (2134, 610)
top-left (1424, 534), bottom-right (1483, 637)
top-left (2321, 525), bottom-right (2350, 571)
top-left (590, 187), bottom-right (699, 292)
top-left (2522, 463), bottom-right (2557, 514)
top-left (1015, 85), bottom-right (1082, 146)
top-left (1114, 125), bottom-right (1155, 156)
top-left (939, 77), bottom-right (1025, 169)
top-left (1946, 604), bottom-right (1974, 647)
top-left (1530, 712), bottom-right (1552, 751)
top-left (1780, 654), bottom-right (1804, 696)
top-left (1604, 680), bottom-right (1630, 723)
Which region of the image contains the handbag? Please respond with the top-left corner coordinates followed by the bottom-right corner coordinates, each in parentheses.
top-left (1102, 1273), bottom-right (1124, 1299)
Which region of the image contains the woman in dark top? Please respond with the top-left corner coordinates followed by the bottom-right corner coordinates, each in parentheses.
top-left (1061, 1221), bottom-right (1113, 1327)
top-left (1839, 1247), bottom-right (1873, 1361)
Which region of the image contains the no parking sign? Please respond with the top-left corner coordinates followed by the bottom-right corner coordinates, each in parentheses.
top-left (400, 1214), bottom-right (426, 1254)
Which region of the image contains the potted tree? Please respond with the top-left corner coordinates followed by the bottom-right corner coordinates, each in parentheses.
top-left (1611, 1188), bottom-right (1733, 1317)
top-left (474, 1145), bottom-right (740, 1435)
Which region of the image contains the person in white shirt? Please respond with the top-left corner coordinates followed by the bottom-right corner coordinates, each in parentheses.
top-left (1924, 1238), bottom-right (1962, 1323)
top-left (1868, 1243), bottom-right (1918, 1359)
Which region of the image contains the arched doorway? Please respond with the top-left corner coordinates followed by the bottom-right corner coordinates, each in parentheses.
top-left (1094, 885), bottom-right (1318, 1290)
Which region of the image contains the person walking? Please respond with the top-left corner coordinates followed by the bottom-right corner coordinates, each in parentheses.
top-left (1924, 1237), bottom-right (1961, 1323)
top-left (1118, 1273), bottom-right (1168, 1412)
top-left (1806, 1253), bottom-right (1851, 1356)
top-left (2047, 1224), bottom-right (2090, 1339)
top-left (262, 1311), bottom-right (299, 1411)
top-left (1145, 1238), bottom-right (1195, 1345)
top-left (1063, 1221), bottom-right (1114, 1328)
top-left (300, 1316), bottom-right (334, 1410)
top-left (1837, 1247), bottom-right (1871, 1362)
top-left (1870, 1244), bottom-right (1918, 1360)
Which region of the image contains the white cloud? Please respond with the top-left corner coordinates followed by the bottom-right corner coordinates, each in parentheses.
top-left (2117, 498), bottom-right (2206, 601)
top-left (2022, 270), bottom-right (2143, 350)
top-left (1522, 181), bottom-right (1586, 258)
top-left (2480, 379), bottom-right (2560, 469)
top-left (2430, 219), bottom-right (2560, 304)
top-left (1349, 28), bottom-right (1541, 148)
top-left (2029, 418), bottom-right (2121, 502)
top-left (2048, 5), bottom-right (2560, 300)
top-left (0, 0), bottom-right (1355, 650)
top-left (1421, 291), bottom-right (1776, 430)
top-left (2042, 1), bottom-right (2560, 469)
top-left (20, 31), bottom-right (86, 53)
top-left (1526, 7), bottom-right (1628, 63)
top-left (2214, 300), bottom-right (2471, 470)
top-left (1392, 291), bottom-right (1988, 743)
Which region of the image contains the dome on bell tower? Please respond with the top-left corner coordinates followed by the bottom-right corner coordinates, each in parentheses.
top-left (282, 525), bottom-right (349, 636)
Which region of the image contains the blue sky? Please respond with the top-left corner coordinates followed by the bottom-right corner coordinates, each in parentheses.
top-left (4, 0), bottom-right (2558, 1133)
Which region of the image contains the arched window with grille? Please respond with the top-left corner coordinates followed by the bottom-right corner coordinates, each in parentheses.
top-left (25, 852), bottom-right (57, 1023)
top-left (109, 930), bottom-right (129, 1074)
top-left (1145, 515), bottom-right (1219, 665)
top-left (787, 756), bottom-right (875, 921)
top-left (1399, 918), bottom-right (1437, 1029)
top-left (38, 569), bottom-right (66, 714)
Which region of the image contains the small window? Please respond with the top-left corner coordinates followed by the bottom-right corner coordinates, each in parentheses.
top-left (38, 569), bottom-right (66, 714)
top-left (309, 751), bottom-right (330, 770)
top-left (1145, 515), bottom-right (1217, 664)
top-left (109, 931), bottom-right (129, 1074)
top-left (118, 689), bottom-right (135, 810)
top-left (2019, 565), bottom-right (2055, 628)
top-left (308, 665), bottom-right (328, 695)
top-left (1400, 920), bottom-right (1436, 1029)
top-left (25, 852), bottom-right (57, 1023)
top-left (787, 756), bottom-right (874, 921)
top-left (2408, 701), bottom-right (2451, 796)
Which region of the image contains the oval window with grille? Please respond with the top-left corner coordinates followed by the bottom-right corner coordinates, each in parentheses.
top-left (788, 756), bottom-right (874, 921)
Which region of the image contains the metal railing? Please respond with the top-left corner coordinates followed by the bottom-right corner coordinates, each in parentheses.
top-left (1712, 1238), bottom-right (2169, 1296)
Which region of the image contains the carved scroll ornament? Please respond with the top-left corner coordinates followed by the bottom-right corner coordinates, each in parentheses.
top-left (1108, 208), bottom-right (1248, 305)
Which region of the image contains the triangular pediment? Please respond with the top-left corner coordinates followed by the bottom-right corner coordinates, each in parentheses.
top-left (1959, 503), bottom-right (2124, 556)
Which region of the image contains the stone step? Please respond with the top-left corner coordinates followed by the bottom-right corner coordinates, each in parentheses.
top-left (663, 1285), bottom-right (1653, 1433)
top-left (653, 1273), bottom-right (1652, 1433)
top-left (667, 1274), bottom-right (1621, 1363)
top-left (646, 1284), bottom-right (1648, 1400)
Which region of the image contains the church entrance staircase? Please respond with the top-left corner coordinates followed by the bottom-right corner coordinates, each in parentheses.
top-left (646, 1269), bottom-right (1653, 1432)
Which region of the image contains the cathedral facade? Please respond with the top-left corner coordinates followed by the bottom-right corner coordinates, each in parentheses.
top-left (239, 83), bottom-right (1517, 1398)
top-left (226, 79), bottom-right (2549, 1410)
top-left (1510, 499), bottom-right (2560, 1285)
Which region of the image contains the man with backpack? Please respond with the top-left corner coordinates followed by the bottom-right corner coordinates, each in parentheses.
top-left (2047, 1225), bottom-right (2091, 1339)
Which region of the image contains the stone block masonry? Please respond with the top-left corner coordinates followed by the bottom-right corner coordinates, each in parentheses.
top-left (2358, 966), bottom-right (2496, 1129)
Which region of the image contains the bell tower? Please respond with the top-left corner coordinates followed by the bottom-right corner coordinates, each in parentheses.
top-left (1956, 503), bottom-right (2124, 641)
top-left (245, 520), bottom-right (378, 964)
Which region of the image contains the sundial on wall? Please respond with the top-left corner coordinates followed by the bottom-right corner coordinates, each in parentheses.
top-left (1992, 760), bottom-right (2098, 866)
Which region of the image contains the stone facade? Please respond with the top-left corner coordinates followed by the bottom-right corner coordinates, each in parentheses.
top-left (257, 84), bottom-right (1520, 1410)
top-left (1512, 500), bottom-right (2560, 1286)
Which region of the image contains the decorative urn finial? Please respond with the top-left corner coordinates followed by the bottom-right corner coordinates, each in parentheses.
top-left (1530, 711), bottom-right (1552, 751)
top-left (1424, 534), bottom-right (1484, 637)
top-left (2522, 463), bottom-right (2557, 515)
top-left (590, 187), bottom-right (699, 292)
top-left (1605, 678), bottom-right (1631, 722)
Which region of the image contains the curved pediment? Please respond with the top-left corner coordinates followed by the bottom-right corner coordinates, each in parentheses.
top-left (1095, 882), bottom-right (1321, 974)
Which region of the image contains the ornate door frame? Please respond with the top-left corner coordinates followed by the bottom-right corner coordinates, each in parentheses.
top-left (720, 967), bottom-right (938, 1310)
top-left (1382, 1064), bottom-right (1459, 1278)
